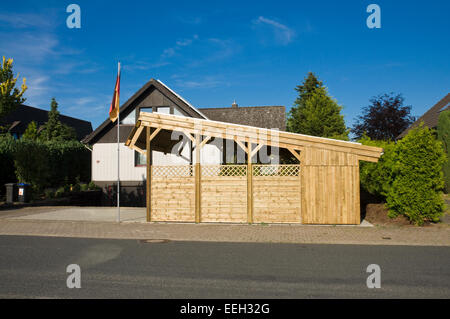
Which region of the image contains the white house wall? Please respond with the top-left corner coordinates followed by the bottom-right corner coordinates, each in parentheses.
top-left (92, 142), bottom-right (221, 181)
top-left (93, 143), bottom-right (146, 181)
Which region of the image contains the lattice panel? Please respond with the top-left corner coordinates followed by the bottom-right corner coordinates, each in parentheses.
top-left (253, 165), bottom-right (300, 176)
top-left (202, 165), bottom-right (247, 177)
top-left (152, 165), bottom-right (193, 177)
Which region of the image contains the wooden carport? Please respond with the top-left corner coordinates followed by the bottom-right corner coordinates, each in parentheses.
top-left (126, 112), bottom-right (383, 225)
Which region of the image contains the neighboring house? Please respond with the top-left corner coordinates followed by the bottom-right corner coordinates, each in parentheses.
top-left (82, 79), bottom-right (286, 206)
top-left (1, 104), bottom-right (93, 141)
top-left (397, 93), bottom-right (450, 139)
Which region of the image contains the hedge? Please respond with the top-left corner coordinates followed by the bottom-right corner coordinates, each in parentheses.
top-left (437, 109), bottom-right (450, 193)
top-left (0, 134), bottom-right (17, 194)
top-left (0, 134), bottom-right (90, 194)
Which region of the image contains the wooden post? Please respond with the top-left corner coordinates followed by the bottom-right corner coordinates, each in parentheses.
top-left (146, 127), bottom-right (151, 222)
top-left (195, 134), bottom-right (201, 223)
top-left (247, 141), bottom-right (253, 224)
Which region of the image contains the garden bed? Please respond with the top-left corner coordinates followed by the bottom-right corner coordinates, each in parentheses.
top-left (364, 203), bottom-right (411, 226)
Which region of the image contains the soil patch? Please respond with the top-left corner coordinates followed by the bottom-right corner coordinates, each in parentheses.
top-left (364, 203), bottom-right (411, 226)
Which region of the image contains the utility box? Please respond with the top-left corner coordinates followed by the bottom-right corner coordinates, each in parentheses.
top-left (5, 183), bottom-right (18, 203)
top-left (17, 183), bottom-right (31, 203)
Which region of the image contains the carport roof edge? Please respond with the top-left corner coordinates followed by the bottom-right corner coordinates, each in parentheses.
top-left (126, 112), bottom-right (383, 162)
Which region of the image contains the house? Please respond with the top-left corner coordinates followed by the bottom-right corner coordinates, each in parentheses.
top-left (397, 93), bottom-right (450, 139)
top-left (82, 79), bottom-right (286, 206)
top-left (83, 78), bottom-right (382, 224)
top-left (1, 104), bottom-right (93, 140)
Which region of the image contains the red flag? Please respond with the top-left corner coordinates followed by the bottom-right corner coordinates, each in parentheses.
top-left (109, 63), bottom-right (120, 122)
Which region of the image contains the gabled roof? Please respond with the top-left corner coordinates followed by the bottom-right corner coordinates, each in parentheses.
top-left (397, 93), bottom-right (450, 139)
top-left (199, 105), bottom-right (286, 130)
top-left (82, 79), bottom-right (208, 144)
top-left (1, 104), bottom-right (93, 140)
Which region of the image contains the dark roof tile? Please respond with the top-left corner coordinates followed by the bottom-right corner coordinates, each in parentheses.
top-left (199, 105), bottom-right (286, 131)
top-left (1, 104), bottom-right (93, 140)
top-left (397, 93), bottom-right (450, 139)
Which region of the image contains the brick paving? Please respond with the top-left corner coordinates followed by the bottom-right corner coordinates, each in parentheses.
top-left (0, 216), bottom-right (448, 246)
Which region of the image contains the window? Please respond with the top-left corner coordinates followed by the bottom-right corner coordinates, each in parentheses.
top-left (135, 151), bottom-right (146, 166)
top-left (139, 107), bottom-right (153, 114)
top-left (173, 107), bottom-right (184, 116)
top-left (120, 111), bottom-right (135, 124)
top-left (155, 106), bottom-right (170, 114)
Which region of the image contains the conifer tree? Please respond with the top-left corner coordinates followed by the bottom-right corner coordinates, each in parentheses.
top-left (287, 72), bottom-right (349, 140)
top-left (40, 98), bottom-right (76, 141)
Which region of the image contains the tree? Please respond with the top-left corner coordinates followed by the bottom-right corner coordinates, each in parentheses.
top-left (288, 86), bottom-right (349, 140)
top-left (0, 56), bottom-right (27, 120)
top-left (40, 98), bottom-right (77, 141)
top-left (287, 72), bottom-right (349, 140)
top-left (437, 109), bottom-right (450, 193)
top-left (287, 72), bottom-right (324, 133)
top-left (352, 93), bottom-right (414, 141)
top-left (22, 121), bottom-right (39, 141)
top-left (293, 72), bottom-right (323, 107)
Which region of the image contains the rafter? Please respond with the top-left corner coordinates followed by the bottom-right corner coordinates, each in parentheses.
top-left (235, 138), bottom-right (248, 154)
top-left (127, 112), bottom-right (383, 162)
top-left (199, 136), bottom-right (212, 149)
top-left (149, 127), bottom-right (161, 142)
top-left (288, 147), bottom-right (302, 163)
top-left (250, 143), bottom-right (264, 159)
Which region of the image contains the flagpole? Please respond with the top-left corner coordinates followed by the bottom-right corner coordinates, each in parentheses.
top-left (117, 61), bottom-right (121, 223)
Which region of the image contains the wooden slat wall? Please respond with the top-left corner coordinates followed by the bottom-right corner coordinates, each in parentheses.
top-left (201, 176), bottom-right (247, 222)
top-left (149, 153), bottom-right (361, 225)
top-left (301, 147), bottom-right (360, 224)
top-left (253, 176), bottom-right (301, 223)
top-left (151, 176), bottom-right (195, 222)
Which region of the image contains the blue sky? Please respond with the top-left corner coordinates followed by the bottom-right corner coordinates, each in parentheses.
top-left (1, 0), bottom-right (449, 130)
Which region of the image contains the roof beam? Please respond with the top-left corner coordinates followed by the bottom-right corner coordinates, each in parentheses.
top-left (288, 147), bottom-right (302, 163)
top-left (235, 138), bottom-right (248, 154)
top-left (199, 136), bottom-right (212, 149)
top-left (149, 127), bottom-right (161, 142)
top-left (138, 113), bottom-right (382, 158)
top-left (250, 143), bottom-right (263, 159)
top-left (129, 113), bottom-right (383, 161)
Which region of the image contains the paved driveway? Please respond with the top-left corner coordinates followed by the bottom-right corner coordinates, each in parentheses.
top-left (1, 206), bottom-right (374, 226)
top-left (1, 206), bottom-right (146, 223)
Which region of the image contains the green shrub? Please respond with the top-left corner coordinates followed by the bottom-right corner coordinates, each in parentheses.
top-left (386, 124), bottom-right (446, 225)
top-left (55, 186), bottom-right (65, 198)
top-left (88, 181), bottom-right (99, 190)
top-left (44, 189), bottom-right (55, 199)
top-left (360, 126), bottom-right (446, 225)
top-left (359, 135), bottom-right (396, 198)
top-left (63, 184), bottom-right (71, 193)
top-left (71, 183), bottom-right (81, 192)
top-left (437, 110), bottom-right (450, 193)
top-left (80, 183), bottom-right (88, 191)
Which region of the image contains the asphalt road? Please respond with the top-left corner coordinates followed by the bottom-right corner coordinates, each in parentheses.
top-left (0, 235), bottom-right (449, 298)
